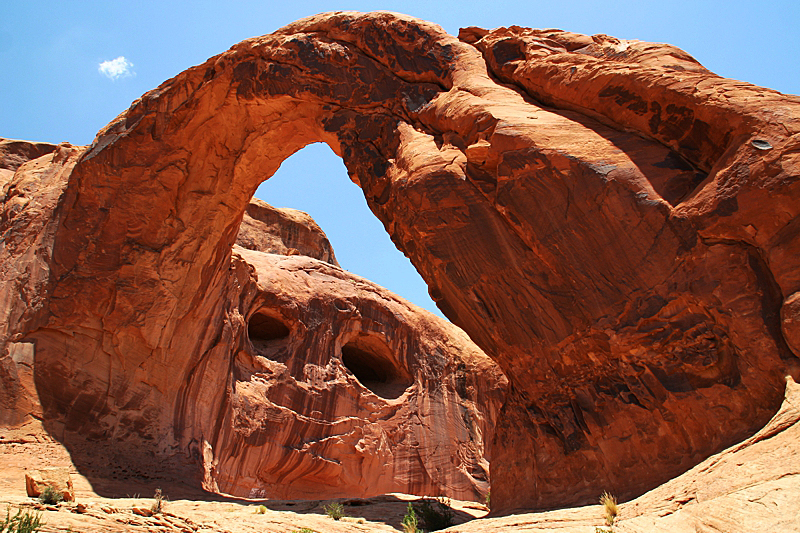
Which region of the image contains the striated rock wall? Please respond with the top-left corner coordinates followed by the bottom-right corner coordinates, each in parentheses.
top-left (207, 246), bottom-right (505, 499)
top-left (2, 11), bottom-right (800, 512)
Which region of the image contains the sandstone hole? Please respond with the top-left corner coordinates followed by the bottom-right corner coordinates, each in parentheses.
top-left (248, 311), bottom-right (290, 341)
top-left (341, 336), bottom-right (412, 399)
top-left (248, 310), bottom-right (292, 363)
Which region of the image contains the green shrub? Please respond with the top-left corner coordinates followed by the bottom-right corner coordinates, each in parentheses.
top-left (599, 491), bottom-right (618, 526)
top-left (0, 507), bottom-right (44, 533)
top-left (290, 529), bottom-right (316, 533)
top-left (414, 497), bottom-right (454, 532)
top-left (37, 486), bottom-right (63, 506)
top-left (255, 504), bottom-right (267, 514)
top-left (402, 502), bottom-right (418, 533)
top-left (323, 502), bottom-right (345, 520)
top-left (484, 490), bottom-right (491, 509)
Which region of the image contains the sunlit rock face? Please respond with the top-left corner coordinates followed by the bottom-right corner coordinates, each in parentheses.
top-left (2, 11), bottom-right (800, 512)
top-left (236, 197), bottom-right (339, 266)
top-left (211, 246), bottom-right (505, 500)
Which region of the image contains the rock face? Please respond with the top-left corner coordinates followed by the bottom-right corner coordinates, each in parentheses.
top-left (0, 138), bottom-right (58, 187)
top-left (2, 11), bottom-right (800, 513)
top-left (0, 138), bottom-right (505, 500)
top-left (455, 377), bottom-right (800, 532)
top-left (236, 197), bottom-right (339, 265)
top-left (212, 247), bottom-right (504, 499)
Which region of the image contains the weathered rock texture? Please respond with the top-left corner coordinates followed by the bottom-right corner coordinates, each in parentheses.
top-left (25, 467), bottom-right (75, 502)
top-left (0, 139), bottom-right (506, 501)
top-left (212, 247), bottom-right (504, 499)
top-left (236, 197), bottom-right (339, 265)
top-left (454, 377), bottom-right (800, 532)
top-left (2, 11), bottom-right (800, 513)
top-left (0, 138), bottom-right (58, 187)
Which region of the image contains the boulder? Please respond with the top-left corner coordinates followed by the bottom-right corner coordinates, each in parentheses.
top-left (25, 467), bottom-right (74, 502)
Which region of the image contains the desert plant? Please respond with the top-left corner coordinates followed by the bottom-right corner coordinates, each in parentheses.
top-left (255, 504), bottom-right (267, 514)
top-left (484, 490), bottom-right (491, 509)
top-left (599, 491), bottom-right (618, 526)
top-left (150, 488), bottom-right (166, 514)
top-left (323, 502), bottom-right (345, 520)
top-left (0, 507), bottom-right (45, 533)
top-left (290, 529), bottom-right (316, 533)
top-left (38, 486), bottom-right (63, 506)
top-left (414, 497), bottom-right (454, 532)
top-left (402, 502), bottom-right (418, 533)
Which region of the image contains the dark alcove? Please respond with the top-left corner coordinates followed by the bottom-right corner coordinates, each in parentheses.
top-left (341, 335), bottom-right (413, 399)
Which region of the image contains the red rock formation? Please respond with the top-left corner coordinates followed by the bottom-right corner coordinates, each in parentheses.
top-left (208, 246), bottom-right (504, 499)
top-left (454, 376), bottom-right (800, 532)
top-left (0, 138), bottom-right (58, 186)
top-left (25, 467), bottom-right (75, 502)
top-left (236, 197), bottom-right (338, 265)
top-left (0, 139), bottom-right (505, 500)
top-left (2, 11), bottom-right (799, 513)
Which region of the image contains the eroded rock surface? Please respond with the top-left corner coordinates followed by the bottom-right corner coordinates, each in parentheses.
top-left (236, 197), bottom-right (339, 265)
top-left (2, 11), bottom-right (800, 513)
top-left (211, 247), bottom-right (504, 499)
top-left (0, 138), bottom-right (505, 501)
top-left (455, 377), bottom-right (800, 532)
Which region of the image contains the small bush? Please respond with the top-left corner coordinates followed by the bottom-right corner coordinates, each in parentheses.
top-left (150, 488), bottom-right (166, 514)
top-left (255, 504), bottom-right (267, 514)
top-left (323, 502), bottom-right (345, 520)
top-left (291, 528), bottom-right (316, 533)
top-left (38, 486), bottom-right (63, 506)
top-left (599, 491), bottom-right (618, 526)
top-left (0, 507), bottom-right (45, 533)
top-left (414, 497), bottom-right (454, 532)
top-left (402, 502), bottom-right (418, 533)
top-left (484, 490), bottom-right (491, 509)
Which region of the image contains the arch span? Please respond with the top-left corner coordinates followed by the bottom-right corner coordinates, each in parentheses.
top-left (14, 11), bottom-right (800, 511)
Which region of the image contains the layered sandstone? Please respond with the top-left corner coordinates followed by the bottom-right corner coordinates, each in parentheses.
top-left (211, 246), bottom-right (504, 499)
top-left (1, 11), bottom-right (799, 514)
top-left (1, 377), bottom-right (796, 532)
top-left (457, 376), bottom-right (800, 532)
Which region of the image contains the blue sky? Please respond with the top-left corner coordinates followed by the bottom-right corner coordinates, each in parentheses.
top-left (2, 0), bottom-right (798, 318)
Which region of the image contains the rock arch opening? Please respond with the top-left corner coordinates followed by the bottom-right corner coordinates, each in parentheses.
top-left (254, 142), bottom-right (444, 319)
top-left (340, 335), bottom-right (412, 399)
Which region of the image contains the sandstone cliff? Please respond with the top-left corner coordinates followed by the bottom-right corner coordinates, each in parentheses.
top-left (2, 11), bottom-right (799, 513)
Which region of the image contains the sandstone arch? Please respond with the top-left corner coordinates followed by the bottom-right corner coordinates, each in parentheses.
top-left (3, 11), bottom-right (800, 512)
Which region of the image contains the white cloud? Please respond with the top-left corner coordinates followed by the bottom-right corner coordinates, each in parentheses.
top-left (98, 56), bottom-right (134, 80)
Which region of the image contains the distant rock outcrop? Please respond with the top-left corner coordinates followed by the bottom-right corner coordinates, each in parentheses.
top-left (2, 11), bottom-right (800, 513)
top-left (236, 197), bottom-right (339, 265)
